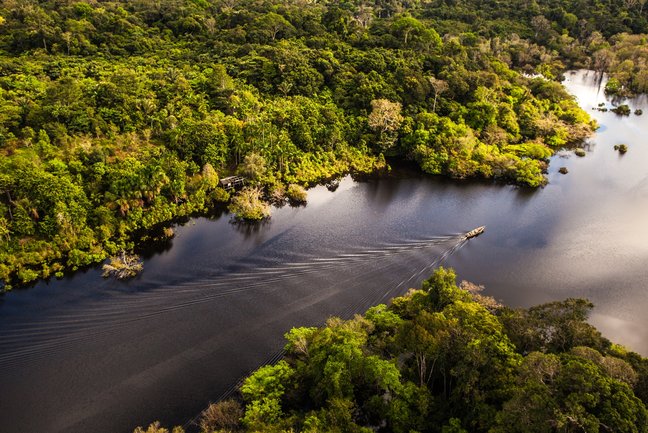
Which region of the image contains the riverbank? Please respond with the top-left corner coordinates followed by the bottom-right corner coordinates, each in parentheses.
top-left (1, 0), bottom-right (602, 291)
top-left (0, 97), bottom-right (595, 292)
top-left (0, 146), bottom-right (385, 290)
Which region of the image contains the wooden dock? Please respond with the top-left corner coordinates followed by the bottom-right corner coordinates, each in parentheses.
top-left (219, 176), bottom-right (246, 190)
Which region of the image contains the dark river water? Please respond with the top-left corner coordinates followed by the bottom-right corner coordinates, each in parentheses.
top-left (1, 70), bottom-right (647, 433)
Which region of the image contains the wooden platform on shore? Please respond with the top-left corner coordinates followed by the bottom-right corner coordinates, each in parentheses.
top-left (219, 176), bottom-right (246, 190)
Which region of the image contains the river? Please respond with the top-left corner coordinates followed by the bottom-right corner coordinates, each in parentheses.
top-left (0, 70), bottom-right (647, 433)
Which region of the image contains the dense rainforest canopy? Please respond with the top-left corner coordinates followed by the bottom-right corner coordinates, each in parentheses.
top-left (0, 0), bottom-right (646, 287)
top-left (136, 268), bottom-right (648, 433)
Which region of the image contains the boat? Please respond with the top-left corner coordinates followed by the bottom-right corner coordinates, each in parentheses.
top-left (464, 226), bottom-right (485, 239)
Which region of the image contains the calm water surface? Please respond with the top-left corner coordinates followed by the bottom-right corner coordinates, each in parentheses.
top-left (1, 70), bottom-right (647, 433)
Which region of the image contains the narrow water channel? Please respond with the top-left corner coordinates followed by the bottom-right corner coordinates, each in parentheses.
top-left (0, 70), bottom-right (647, 433)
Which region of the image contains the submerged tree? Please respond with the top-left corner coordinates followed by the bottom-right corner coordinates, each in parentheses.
top-left (102, 251), bottom-right (143, 280)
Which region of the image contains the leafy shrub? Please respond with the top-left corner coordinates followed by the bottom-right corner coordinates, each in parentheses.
top-left (286, 184), bottom-right (307, 204)
top-left (199, 400), bottom-right (243, 433)
top-left (605, 78), bottom-right (622, 94)
top-left (228, 187), bottom-right (271, 221)
top-left (612, 104), bottom-right (631, 115)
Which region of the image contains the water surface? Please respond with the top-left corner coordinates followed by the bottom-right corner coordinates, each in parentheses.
top-left (0, 69), bottom-right (647, 433)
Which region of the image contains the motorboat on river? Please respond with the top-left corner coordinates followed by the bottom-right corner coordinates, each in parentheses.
top-left (464, 226), bottom-right (485, 239)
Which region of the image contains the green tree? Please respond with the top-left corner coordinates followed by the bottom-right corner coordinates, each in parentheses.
top-left (254, 12), bottom-right (294, 42)
top-left (238, 152), bottom-right (267, 182)
top-left (241, 360), bottom-right (295, 429)
top-left (495, 353), bottom-right (648, 433)
top-left (501, 298), bottom-right (608, 354)
top-left (22, 4), bottom-right (57, 51)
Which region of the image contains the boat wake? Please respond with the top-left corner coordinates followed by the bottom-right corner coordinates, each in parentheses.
top-left (0, 232), bottom-right (474, 369)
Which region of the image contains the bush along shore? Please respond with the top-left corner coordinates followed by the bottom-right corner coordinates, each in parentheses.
top-left (0, 0), bottom-right (611, 289)
top-left (135, 267), bottom-right (648, 433)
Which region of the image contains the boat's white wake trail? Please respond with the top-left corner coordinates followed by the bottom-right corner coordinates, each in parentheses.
top-left (0, 233), bottom-right (468, 368)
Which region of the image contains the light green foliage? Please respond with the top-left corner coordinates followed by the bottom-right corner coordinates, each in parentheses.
top-left (285, 184), bottom-right (307, 204)
top-left (514, 159), bottom-right (546, 187)
top-left (201, 163), bottom-right (219, 190)
top-left (0, 139), bottom-right (218, 285)
top-left (601, 33), bottom-right (648, 96)
top-left (238, 153), bottom-right (267, 183)
top-left (241, 360), bottom-right (295, 401)
top-left (241, 360), bottom-right (295, 429)
top-left (403, 69), bottom-right (590, 186)
top-left (303, 316), bottom-right (402, 404)
top-left (391, 15), bottom-right (442, 49)
top-left (422, 267), bottom-right (471, 310)
top-left (365, 304), bottom-right (404, 331)
top-left (254, 12), bottom-right (295, 42)
top-left (284, 327), bottom-right (318, 357)
top-left (504, 142), bottom-right (553, 160)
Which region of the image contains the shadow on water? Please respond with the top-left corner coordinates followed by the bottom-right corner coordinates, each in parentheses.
top-left (513, 185), bottom-right (540, 203)
top-left (231, 218), bottom-right (272, 239)
top-left (363, 177), bottom-right (404, 211)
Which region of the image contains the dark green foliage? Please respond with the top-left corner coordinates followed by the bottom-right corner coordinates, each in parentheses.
top-left (612, 104), bottom-right (632, 115)
top-left (493, 352), bottom-right (648, 433)
top-left (499, 298), bottom-right (610, 354)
